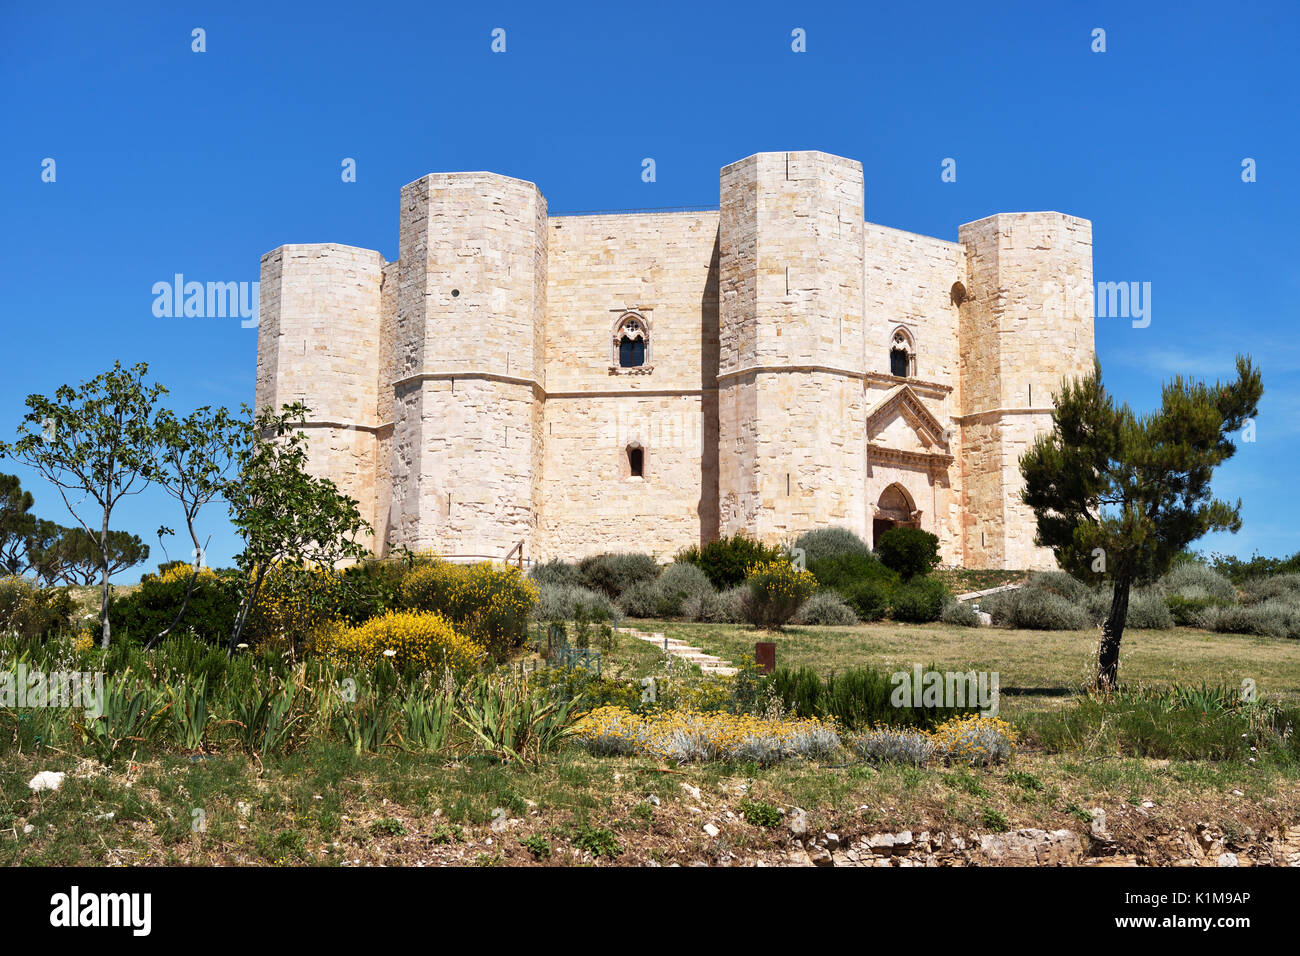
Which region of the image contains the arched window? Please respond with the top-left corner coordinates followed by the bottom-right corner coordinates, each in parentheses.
top-left (889, 329), bottom-right (915, 378)
top-left (627, 445), bottom-right (644, 477)
top-left (613, 313), bottom-right (650, 369)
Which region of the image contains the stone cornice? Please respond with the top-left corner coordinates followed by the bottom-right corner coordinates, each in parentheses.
top-left (952, 406), bottom-right (1054, 423)
top-left (867, 443), bottom-right (955, 469)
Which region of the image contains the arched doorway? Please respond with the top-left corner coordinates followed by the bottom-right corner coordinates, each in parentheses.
top-left (873, 484), bottom-right (919, 546)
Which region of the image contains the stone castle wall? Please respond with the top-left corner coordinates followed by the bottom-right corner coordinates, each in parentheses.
top-left (253, 151), bottom-right (1095, 570)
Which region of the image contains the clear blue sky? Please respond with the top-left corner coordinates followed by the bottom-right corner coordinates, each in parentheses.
top-left (2, 0), bottom-right (1296, 579)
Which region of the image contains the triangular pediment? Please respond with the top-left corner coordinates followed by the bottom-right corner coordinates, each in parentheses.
top-left (865, 385), bottom-right (949, 452)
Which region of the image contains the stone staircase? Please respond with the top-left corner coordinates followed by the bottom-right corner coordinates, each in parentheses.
top-left (616, 627), bottom-right (738, 677)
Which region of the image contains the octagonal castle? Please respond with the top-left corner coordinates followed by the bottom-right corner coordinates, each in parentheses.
top-left (254, 150), bottom-right (1094, 569)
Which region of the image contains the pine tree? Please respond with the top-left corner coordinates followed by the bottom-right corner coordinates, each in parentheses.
top-left (1021, 356), bottom-right (1262, 689)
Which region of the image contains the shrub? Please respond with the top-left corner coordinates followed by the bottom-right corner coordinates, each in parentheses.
top-left (875, 526), bottom-right (940, 580)
top-left (1156, 562), bottom-right (1237, 604)
top-left (0, 576), bottom-right (75, 640)
top-left (314, 610), bottom-right (486, 674)
top-left (1196, 600), bottom-right (1300, 639)
top-left (850, 728), bottom-right (935, 765)
top-left (654, 562), bottom-right (714, 612)
top-left (577, 552), bottom-right (660, 599)
top-left (108, 565), bottom-right (241, 645)
top-left (792, 590), bottom-right (858, 625)
top-left (529, 559), bottom-right (582, 588)
top-left (1238, 573), bottom-right (1300, 606)
top-left (841, 578), bottom-right (891, 621)
top-left (620, 562), bottom-right (714, 619)
top-left (890, 577), bottom-right (948, 623)
top-left (677, 534), bottom-right (786, 590)
top-left (1124, 590), bottom-right (1174, 630)
top-left (929, 715), bottom-right (1017, 766)
top-left (1165, 594), bottom-right (1220, 627)
top-left (452, 563), bottom-right (538, 660)
top-left (940, 599), bottom-right (980, 627)
top-left (808, 551), bottom-right (897, 591)
top-left (401, 560), bottom-right (537, 659)
top-left (1024, 571), bottom-right (1092, 604)
top-left (744, 560), bottom-right (817, 628)
top-left (792, 527), bottom-right (871, 564)
top-left (573, 706), bottom-right (840, 765)
top-left (983, 587), bottom-right (1092, 630)
top-left (770, 664), bottom-right (975, 730)
top-left (534, 584), bottom-right (617, 622)
top-left (399, 560), bottom-right (465, 616)
top-left (682, 585), bottom-right (748, 624)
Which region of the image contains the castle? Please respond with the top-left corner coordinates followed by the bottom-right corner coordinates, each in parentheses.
top-left (254, 150), bottom-right (1094, 570)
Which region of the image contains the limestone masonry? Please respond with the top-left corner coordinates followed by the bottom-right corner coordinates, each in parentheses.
top-left (254, 150), bottom-right (1094, 569)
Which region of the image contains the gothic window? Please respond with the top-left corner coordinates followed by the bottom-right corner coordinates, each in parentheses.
top-left (889, 329), bottom-right (915, 378)
top-left (612, 312), bottom-right (650, 370)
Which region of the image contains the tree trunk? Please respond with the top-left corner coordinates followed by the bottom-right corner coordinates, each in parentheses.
top-left (227, 566), bottom-right (266, 657)
top-left (1097, 572), bottom-right (1132, 691)
top-left (99, 511), bottom-right (112, 649)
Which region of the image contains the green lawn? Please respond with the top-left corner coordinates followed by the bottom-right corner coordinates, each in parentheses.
top-left (620, 619), bottom-right (1300, 715)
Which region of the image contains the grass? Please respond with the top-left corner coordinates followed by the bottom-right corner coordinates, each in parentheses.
top-left (631, 620), bottom-right (1300, 716)
top-left (4, 739), bottom-right (1294, 866)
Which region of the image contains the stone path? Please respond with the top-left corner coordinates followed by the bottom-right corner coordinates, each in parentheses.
top-left (954, 582), bottom-right (1022, 602)
top-left (616, 626), bottom-right (738, 677)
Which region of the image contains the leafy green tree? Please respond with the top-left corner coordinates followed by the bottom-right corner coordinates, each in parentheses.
top-left (144, 404), bottom-right (245, 649)
top-left (49, 527), bottom-right (150, 586)
top-left (875, 526), bottom-right (941, 580)
top-left (223, 403), bottom-right (372, 655)
top-left (1021, 356), bottom-right (1262, 690)
top-left (25, 518), bottom-right (69, 585)
top-left (0, 473), bottom-right (37, 575)
top-left (0, 362), bottom-right (167, 647)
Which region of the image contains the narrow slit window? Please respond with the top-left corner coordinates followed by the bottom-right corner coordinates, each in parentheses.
top-left (628, 446), bottom-right (644, 477)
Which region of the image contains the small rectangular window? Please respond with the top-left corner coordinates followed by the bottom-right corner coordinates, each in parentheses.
top-left (628, 447), bottom-right (644, 477)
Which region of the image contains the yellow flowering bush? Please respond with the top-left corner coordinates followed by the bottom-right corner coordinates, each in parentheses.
top-left (744, 559), bottom-right (817, 628)
top-left (400, 559), bottom-right (538, 661)
top-left (313, 610), bottom-right (487, 674)
top-left (928, 714), bottom-right (1017, 766)
top-left (0, 575), bottom-right (75, 640)
top-left (243, 564), bottom-right (339, 652)
top-left (573, 706), bottom-right (840, 765)
top-left (155, 563), bottom-right (219, 586)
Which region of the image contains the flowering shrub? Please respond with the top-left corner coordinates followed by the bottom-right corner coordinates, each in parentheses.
top-left (573, 706), bottom-right (840, 765)
top-left (0, 576), bottom-right (74, 640)
top-left (929, 715), bottom-right (1017, 766)
top-left (744, 560), bottom-right (817, 628)
top-left (314, 610), bottom-right (486, 674)
top-left (400, 559), bottom-right (538, 660)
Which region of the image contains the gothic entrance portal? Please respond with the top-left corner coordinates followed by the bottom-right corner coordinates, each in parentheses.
top-left (873, 484), bottom-right (919, 546)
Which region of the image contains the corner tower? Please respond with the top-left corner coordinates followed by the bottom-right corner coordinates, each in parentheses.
top-left (956, 212), bottom-right (1094, 569)
top-left (254, 243), bottom-right (388, 543)
top-left (389, 172), bottom-right (547, 558)
top-left (717, 151), bottom-right (868, 544)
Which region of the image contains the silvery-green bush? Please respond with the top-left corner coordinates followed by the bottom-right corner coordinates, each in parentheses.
top-left (1156, 562), bottom-right (1237, 603)
top-left (793, 590), bottom-right (858, 626)
top-left (940, 598), bottom-right (980, 627)
top-left (850, 728), bottom-right (935, 765)
top-left (534, 584), bottom-right (616, 622)
top-left (791, 526), bottom-right (872, 564)
top-left (683, 585), bottom-right (749, 624)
